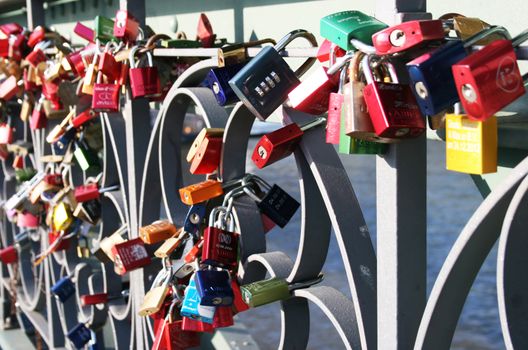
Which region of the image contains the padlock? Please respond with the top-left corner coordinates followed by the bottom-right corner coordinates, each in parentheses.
top-left (17, 211), bottom-right (39, 228)
top-left (113, 10), bottom-right (139, 42)
top-left (0, 123), bottom-right (13, 144)
top-left (65, 50), bottom-right (87, 77)
top-left (326, 59), bottom-right (349, 145)
top-left (186, 128), bottom-right (224, 162)
top-left (181, 317), bottom-right (214, 333)
top-left (66, 323), bottom-right (92, 349)
top-left (15, 168), bottom-right (38, 183)
top-left (94, 16), bottom-right (116, 43)
top-left (26, 48), bottom-right (47, 68)
top-left (112, 238), bottom-right (152, 275)
top-left (82, 51), bottom-right (99, 95)
top-left (154, 229), bottom-right (187, 258)
top-left (71, 109), bottom-right (97, 128)
top-left (288, 51), bottom-right (354, 115)
top-left (197, 13), bottom-right (215, 48)
top-left (189, 136), bottom-right (222, 175)
top-left (212, 306), bottom-right (234, 328)
top-left (53, 127), bottom-right (76, 155)
top-left (362, 54), bottom-right (425, 138)
top-left (0, 246), bottom-right (18, 264)
top-left (451, 16), bottom-right (504, 44)
top-left (0, 76), bottom-right (19, 101)
top-left (74, 22), bottom-right (94, 42)
top-left (240, 274), bottom-right (323, 308)
top-left (452, 29), bottom-right (528, 121)
top-left (252, 117), bottom-right (326, 169)
top-left (23, 66), bottom-right (38, 91)
top-left (179, 180), bottom-right (223, 205)
top-left (0, 23), bottom-right (22, 36)
top-left (231, 279), bottom-right (250, 314)
top-left (51, 276), bottom-right (76, 302)
top-left (12, 155), bottom-right (24, 169)
top-left (180, 276), bottom-right (215, 323)
top-left (91, 226), bottom-right (127, 262)
top-left (99, 44), bottom-right (122, 81)
top-left (372, 20), bottom-right (445, 55)
top-left (162, 318), bottom-right (201, 349)
top-left (194, 269), bottom-right (234, 306)
top-left (74, 199), bottom-right (102, 225)
top-left (206, 62), bottom-right (246, 106)
top-left (129, 47), bottom-right (161, 99)
top-left (244, 175), bottom-right (300, 228)
top-left (202, 208), bottom-right (239, 268)
top-left (0, 39), bottom-right (8, 57)
top-left (8, 34), bottom-right (25, 61)
top-left (73, 142), bottom-right (100, 172)
top-left (52, 202), bottom-right (74, 231)
top-left (183, 203), bottom-right (207, 235)
top-left (74, 183), bottom-right (119, 202)
top-left (445, 113), bottom-right (497, 174)
top-left (139, 220), bottom-right (178, 245)
top-left (320, 10), bottom-right (387, 51)
top-left (20, 95), bottom-right (34, 122)
top-left (406, 26), bottom-right (511, 116)
top-left (138, 267), bottom-right (172, 317)
top-left (184, 240), bottom-right (203, 264)
top-left (92, 72), bottom-right (121, 113)
top-left (229, 30), bottom-right (317, 120)
top-left (317, 39), bottom-right (346, 63)
top-left (80, 293), bottom-right (108, 306)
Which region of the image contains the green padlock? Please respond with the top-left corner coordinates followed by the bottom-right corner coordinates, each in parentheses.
top-left (73, 142), bottom-right (100, 172)
top-left (240, 274), bottom-right (323, 308)
top-left (338, 84), bottom-right (387, 155)
top-left (320, 10), bottom-right (387, 51)
top-left (160, 39), bottom-right (202, 48)
top-left (94, 16), bottom-right (116, 43)
top-left (15, 168), bottom-right (37, 183)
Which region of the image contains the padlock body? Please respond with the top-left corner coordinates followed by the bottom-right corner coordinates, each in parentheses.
top-left (229, 46), bottom-right (300, 121)
top-left (179, 180), bottom-right (223, 205)
top-left (112, 238), bottom-right (151, 275)
top-left (326, 92), bottom-right (343, 144)
top-left (53, 202), bottom-right (73, 231)
top-left (251, 123), bottom-right (303, 169)
top-left (113, 10), bottom-right (139, 41)
top-left (73, 144), bottom-right (99, 171)
top-left (17, 211), bottom-right (39, 228)
top-left (406, 41), bottom-right (467, 116)
top-left (240, 277), bottom-right (290, 307)
top-left (51, 276), bottom-right (76, 302)
top-left (320, 10), bottom-right (387, 51)
top-left (0, 246), bottom-right (18, 264)
top-left (80, 293), bottom-right (108, 306)
top-left (445, 114), bottom-right (497, 174)
top-left (129, 66), bottom-right (161, 98)
top-left (99, 52), bottom-right (122, 81)
top-left (257, 184), bottom-right (300, 228)
top-left (74, 184), bottom-right (99, 202)
top-left (184, 204), bottom-right (206, 234)
top-left (213, 306), bottom-right (234, 328)
top-left (95, 16), bottom-right (116, 42)
top-left (372, 20), bottom-right (444, 55)
top-left (92, 83), bottom-right (120, 112)
top-left (73, 22), bottom-right (94, 42)
top-left (26, 49), bottom-right (47, 67)
top-left (288, 66), bottom-right (340, 115)
top-left (195, 270), bottom-right (234, 306)
top-left (207, 63), bottom-right (245, 106)
top-left (452, 40), bottom-right (524, 121)
top-left (202, 227), bottom-right (238, 268)
top-left (0, 76), bottom-right (20, 100)
top-left (317, 39), bottom-right (346, 63)
top-left (162, 320), bottom-right (201, 349)
top-left (181, 278), bottom-right (215, 323)
top-left (363, 81), bottom-right (425, 138)
top-left (139, 220), bottom-right (178, 245)
top-left (181, 317), bottom-right (214, 333)
top-left (67, 323), bottom-right (92, 349)
top-left (0, 124), bottom-right (13, 144)
top-left (189, 136), bottom-right (222, 174)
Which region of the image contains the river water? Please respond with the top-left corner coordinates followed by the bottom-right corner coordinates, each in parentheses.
top-left (234, 139), bottom-right (503, 350)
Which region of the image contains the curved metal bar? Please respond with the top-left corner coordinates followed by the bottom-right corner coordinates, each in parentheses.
top-left (497, 175), bottom-right (528, 350)
top-left (283, 107), bottom-right (377, 349)
top-left (414, 156), bottom-right (528, 350)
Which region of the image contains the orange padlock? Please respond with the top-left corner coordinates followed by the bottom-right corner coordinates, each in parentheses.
top-left (179, 180), bottom-right (223, 205)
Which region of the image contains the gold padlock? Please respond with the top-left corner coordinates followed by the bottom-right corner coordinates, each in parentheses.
top-left (52, 202), bottom-right (74, 231)
top-left (445, 114), bottom-right (497, 174)
top-left (20, 96), bottom-right (34, 122)
top-left (452, 16), bottom-right (503, 45)
top-left (82, 54), bottom-right (99, 95)
top-left (154, 229), bottom-right (186, 258)
top-left (138, 269), bottom-right (171, 317)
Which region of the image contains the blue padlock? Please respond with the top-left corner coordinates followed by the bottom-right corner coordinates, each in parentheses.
top-left (180, 277), bottom-right (215, 324)
top-left (183, 204), bottom-right (207, 236)
top-left (406, 26), bottom-right (510, 116)
top-left (206, 62), bottom-right (246, 106)
top-left (194, 269), bottom-right (234, 307)
top-left (67, 323), bottom-right (92, 349)
top-left (51, 276), bottom-right (75, 302)
top-left (53, 127), bottom-right (76, 155)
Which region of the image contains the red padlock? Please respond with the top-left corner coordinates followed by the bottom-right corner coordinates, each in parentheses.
top-left (129, 48), bottom-right (161, 99)
top-left (0, 23), bottom-right (22, 36)
top-left (30, 102), bottom-right (47, 130)
top-left (66, 51), bottom-right (87, 77)
top-left (212, 306), bottom-right (234, 328)
top-left (231, 279), bottom-right (250, 314)
top-left (252, 118), bottom-right (326, 169)
top-left (111, 238), bottom-right (152, 275)
top-left (0, 123), bottom-right (13, 144)
top-left (317, 39), bottom-right (346, 63)
top-left (0, 246), bottom-right (18, 264)
top-left (99, 50), bottom-right (122, 81)
top-left (202, 209), bottom-right (239, 268)
top-left (17, 211), bottom-right (39, 228)
top-left (164, 320), bottom-right (201, 349)
top-left (184, 240), bottom-right (203, 264)
top-left (362, 55), bottom-right (425, 138)
top-left (49, 231), bottom-right (71, 252)
top-left (73, 22), bottom-right (95, 43)
top-left (189, 136), bottom-right (222, 174)
top-left (27, 26), bottom-right (46, 48)
top-left (197, 13), bottom-right (215, 48)
top-left (0, 76), bottom-right (20, 101)
top-left (12, 155), bottom-right (24, 169)
top-left (92, 72), bottom-right (120, 112)
top-left (45, 174), bottom-right (63, 186)
top-left (80, 293), bottom-right (108, 306)
top-left (372, 20), bottom-right (445, 55)
top-left (181, 317), bottom-right (214, 333)
top-left (72, 109), bottom-right (97, 128)
top-left (113, 10), bottom-right (140, 42)
top-left (74, 183), bottom-right (119, 202)
top-left (0, 39), bottom-right (8, 58)
top-left (26, 48), bottom-right (47, 68)
top-left (452, 30), bottom-right (528, 121)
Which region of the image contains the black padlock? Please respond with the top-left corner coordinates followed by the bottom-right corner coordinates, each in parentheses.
top-left (229, 30), bottom-right (317, 120)
top-left (73, 199), bottom-right (101, 225)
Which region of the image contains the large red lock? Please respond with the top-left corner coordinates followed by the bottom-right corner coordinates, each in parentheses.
top-left (30, 102), bottom-right (47, 130)
top-left (189, 136), bottom-right (222, 174)
top-left (65, 51), bottom-right (86, 77)
top-left (113, 10), bottom-right (139, 42)
top-left (72, 109), bottom-right (97, 128)
top-left (0, 39), bottom-right (8, 58)
top-left (49, 231), bottom-right (71, 252)
top-left (0, 23), bottom-right (22, 36)
top-left (317, 39), bottom-right (346, 63)
top-left (99, 50), bottom-right (122, 81)
top-left (129, 48), bottom-right (161, 99)
top-left (0, 246), bottom-right (18, 264)
top-left (202, 208), bottom-right (239, 269)
top-left (27, 26), bottom-right (46, 48)
top-left (0, 76), bottom-right (20, 100)
top-left (212, 306), bottom-right (234, 328)
top-left (112, 238), bottom-right (152, 275)
top-left (92, 72), bottom-right (120, 112)
top-left (74, 183), bottom-right (118, 202)
top-left (252, 118), bottom-right (326, 169)
top-left (372, 20), bottom-right (445, 55)
top-left (452, 31), bottom-right (528, 121)
top-left (26, 48), bottom-right (47, 67)
top-left (0, 123), bottom-right (13, 144)
top-left (197, 13), bottom-right (215, 48)
top-left (362, 55), bottom-right (425, 138)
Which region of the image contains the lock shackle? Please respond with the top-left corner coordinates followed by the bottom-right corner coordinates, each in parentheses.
top-left (129, 46), bottom-right (153, 68)
top-left (289, 273), bottom-right (324, 291)
top-left (274, 29), bottom-right (318, 78)
top-left (337, 61), bottom-right (349, 95)
top-left (141, 33), bottom-right (171, 52)
top-left (208, 206), bottom-right (228, 227)
top-left (361, 54), bottom-right (376, 85)
top-left (463, 25), bottom-right (511, 48)
top-left (175, 31), bottom-right (187, 40)
top-left (351, 51), bottom-right (366, 83)
top-left (350, 38), bottom-right (377, 54)
top-left (222, 184), bottom-right (255, 208)
top-left (511, 28), bottom-right (528, 48)
top-left (327, 50), bottom-right (355, 76)
top-left (217, 209), bottom-right (236, 232)
top-left (241, 174), bottom-right (271, 191)
top-left (299, 117), bottom-right (327, 132)
top-left (384, 61), bottom-right (399, 84)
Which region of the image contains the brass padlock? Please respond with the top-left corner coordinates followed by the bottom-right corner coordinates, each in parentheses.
top-left (52, 202), bottom-right (74, 231)
top-left (138, 267), bottom-right (172, 317)
top-left (82, 53), bottom-right (99, 95)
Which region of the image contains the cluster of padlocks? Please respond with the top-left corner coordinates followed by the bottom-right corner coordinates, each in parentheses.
top-left (0, 7), bottom-right (524, 349)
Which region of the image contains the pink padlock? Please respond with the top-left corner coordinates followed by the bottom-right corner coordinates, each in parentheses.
top-left (17, 211), bottom-right (39, 228)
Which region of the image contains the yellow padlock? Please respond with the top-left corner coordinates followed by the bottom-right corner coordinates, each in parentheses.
top-left (445, 114), bottom-right (497, 174)
top-left (81, 54), bottom-right (99, 95)
top-left (52, 202), bottom-right (74, 231)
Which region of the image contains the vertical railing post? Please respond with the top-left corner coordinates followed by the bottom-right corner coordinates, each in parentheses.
top-left (375, 1), bottom-right (430, 349)
top-left (25, 0), bottom-right (45, 30)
